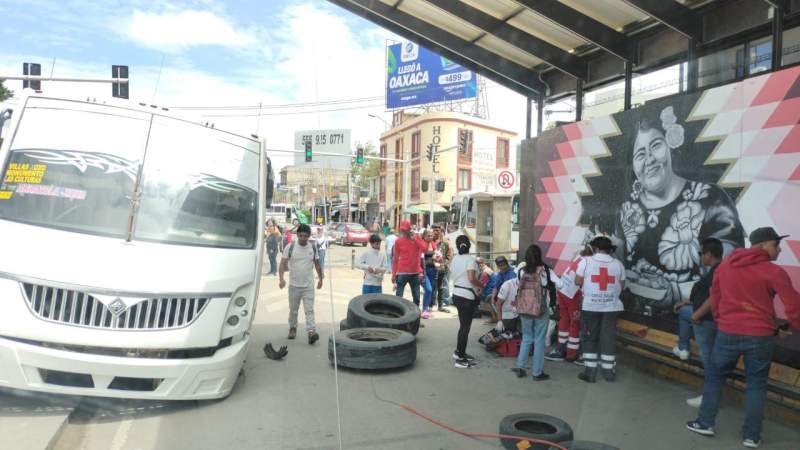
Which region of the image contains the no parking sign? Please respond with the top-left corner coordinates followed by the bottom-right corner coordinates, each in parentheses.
top-left (497, 170), bottom-right (515, 189)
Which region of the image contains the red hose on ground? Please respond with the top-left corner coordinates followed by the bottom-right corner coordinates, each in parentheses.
top-left (398, 403), bottom-right (569, 450)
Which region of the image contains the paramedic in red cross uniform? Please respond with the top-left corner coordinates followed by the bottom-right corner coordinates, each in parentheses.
top-left (575, 236), bottom-right (626, 383)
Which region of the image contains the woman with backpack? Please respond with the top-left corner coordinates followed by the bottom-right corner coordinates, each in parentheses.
top-left (450, 235), bottom-right (485, 368)
top-left (507, 244), bottom-right (560, 380)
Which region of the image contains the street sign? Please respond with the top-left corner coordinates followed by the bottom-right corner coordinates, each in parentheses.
top-left (293, 129), bottom-right (351, 169)
top-left (498, 170), bottom-right (515, 189)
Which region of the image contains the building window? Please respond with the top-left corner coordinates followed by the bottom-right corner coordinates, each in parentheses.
top-left (395, 138), bottom-right (403, 159)
top-left (411, 168), bottom-right (420, 201)
top-left (379, 176), bottom-right (385, 202)
top-left (411, 131), bottom-right (421, 158)
top-left (496, 138), bottom-right (509, 169)
top-left (747, 37), bottom-right (772, 75)
top-left (457, 168), bottom-right (471, 191)
top-left (379, 144), bottom-right (386, 171)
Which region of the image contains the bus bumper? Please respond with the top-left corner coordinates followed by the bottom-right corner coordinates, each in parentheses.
top-left (0, 334), bottom-right (248, 400)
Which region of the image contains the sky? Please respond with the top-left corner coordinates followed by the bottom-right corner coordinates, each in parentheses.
top-left (0, 0), bottom-right (530, 172)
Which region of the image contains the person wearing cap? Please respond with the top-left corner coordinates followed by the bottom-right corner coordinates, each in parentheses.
top-left (687, 227), bottom-right (800, 447)
top-left (356, 234), bottom-right (387, 294)
top-left (391, 220), bottom-right (425, 308)
top-left (487, 256), bottom-right (517, 323)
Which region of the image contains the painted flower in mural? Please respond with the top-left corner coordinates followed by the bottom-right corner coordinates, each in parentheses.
top-left (658, 201), bottom-right (705, 271)
top-left (660, 106), bottom-right (677, 126)
top-left (682, 181), bottom-right (711, 202)
top-left (660, 106), bottom-right (685, 149)
top-left (620, 201), bottom-right (646, 254)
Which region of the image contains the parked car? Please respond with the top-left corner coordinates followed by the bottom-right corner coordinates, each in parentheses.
top-left (333, 222), bottom-right (370, 246)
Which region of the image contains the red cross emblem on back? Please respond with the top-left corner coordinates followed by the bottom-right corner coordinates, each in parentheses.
top-left (591, 267), bottom-right (616, 291)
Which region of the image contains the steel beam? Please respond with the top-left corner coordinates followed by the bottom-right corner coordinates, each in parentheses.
top-left (428, 0), bottom-right (587, 79)
top-left (772, 1), bottom-right (784, 71)
top-left (623, 0), bottom-right (701, 41)
top-left (575, 78), bottom-right (583, 122)
top-left (624, 60), bottom-right (633, 111)
top-left (328, 0), bottom-right (545, 96)
top-left (513, 0), bottom-right (630, 61)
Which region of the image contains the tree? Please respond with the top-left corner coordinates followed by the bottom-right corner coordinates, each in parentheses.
top-left (0, 80), bottom-right (13, 102)
top-left (351, 141), bottom-right (380, 191)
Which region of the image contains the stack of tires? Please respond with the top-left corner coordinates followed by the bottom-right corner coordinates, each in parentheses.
top-left (329, 294), bottom-right (420, 370)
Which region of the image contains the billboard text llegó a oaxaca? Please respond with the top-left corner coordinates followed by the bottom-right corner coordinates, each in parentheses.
top-left (386, 42), bottom-right (477, 109)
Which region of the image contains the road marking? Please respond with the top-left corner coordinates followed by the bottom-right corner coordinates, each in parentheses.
top-left (109, 418), bottom-right (133, 450)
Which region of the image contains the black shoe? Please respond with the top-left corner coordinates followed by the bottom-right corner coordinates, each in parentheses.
top-left (308, 331), bottom-right (319, 345)
top-left (452, 351), bottom-right (475, 362)
top-left (532, 373), bottom-right (550, 381)
top-left (454, 358), bottom-right (477, 369)
top-left (578, 367), bottom-right (597, 383)
top-left (602, 368), bottom-right (616, 382)
top-left (545, 348), bottom-right (566, 361)
top-left (511, 368), bottom-right (526, 378)
top-left (569, 356), bottom-right (585, 366)
top-left (288, 327), bottom-right (297, 340)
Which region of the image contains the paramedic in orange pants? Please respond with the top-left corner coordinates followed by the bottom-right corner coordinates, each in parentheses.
top-left (546, 247), bottom-right (592, 363)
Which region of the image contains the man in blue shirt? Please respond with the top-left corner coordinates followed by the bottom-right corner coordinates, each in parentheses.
top-left (487, 256), bottom-right (517, 322)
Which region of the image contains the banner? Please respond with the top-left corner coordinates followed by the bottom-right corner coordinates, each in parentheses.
top-left (386, 42), bottom-right (477, 109)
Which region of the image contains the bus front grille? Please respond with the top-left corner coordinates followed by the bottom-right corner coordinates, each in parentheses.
top-left (21, 283), bottom-right (210, 330)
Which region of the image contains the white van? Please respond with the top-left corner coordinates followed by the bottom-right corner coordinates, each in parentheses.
top-left (0, 94), bottom-right (272, 400)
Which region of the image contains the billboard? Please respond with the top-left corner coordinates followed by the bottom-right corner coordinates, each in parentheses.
top-left (522, 66), bottom-right (800, 368)
top-left (386, 42), bottom-right (477, 109)
top-left (293, 129), bottom-right (351, 170)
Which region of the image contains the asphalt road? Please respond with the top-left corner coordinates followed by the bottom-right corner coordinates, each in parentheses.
top-left (4, 244), bottom-right (800, 450)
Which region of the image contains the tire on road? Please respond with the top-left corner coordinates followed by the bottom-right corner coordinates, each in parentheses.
top-left (549, 441), bottom-right (620, 450)
top-left (346, 294), bottom-right (421, 335)
top-left (339, 318), bottom-right (351, 331)
top-left (499, 413), bottom-right (574, 450)
top-left (328, 328), bottom-right (416, 370)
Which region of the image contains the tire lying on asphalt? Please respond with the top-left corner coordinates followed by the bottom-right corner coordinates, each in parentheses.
top-left (339, 318), bottom-right (351, 331)
top-left (499, 413), bottom-right (574, 450)
top-left (328, 328), bottom-right (416, 370)
top-left (346, 294), bottom-right (421, 335)
top-left (550, 441), bottom-right (620, 450)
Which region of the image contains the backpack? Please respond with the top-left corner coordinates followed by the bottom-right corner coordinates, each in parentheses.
top-left (513, 272), bottom-right (546, 317)
top-left (286, 241), bottom-right (318, 261)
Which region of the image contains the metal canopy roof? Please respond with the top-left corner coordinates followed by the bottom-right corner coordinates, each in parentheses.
top-left (328, 0), bottom-right (718, 98)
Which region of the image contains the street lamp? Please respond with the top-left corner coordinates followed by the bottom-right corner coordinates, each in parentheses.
top-left (367, 113), bottom-right (390, 131)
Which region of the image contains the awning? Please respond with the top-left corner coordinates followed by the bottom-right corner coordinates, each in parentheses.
top-left (408, 203), bottom-right (448, 213)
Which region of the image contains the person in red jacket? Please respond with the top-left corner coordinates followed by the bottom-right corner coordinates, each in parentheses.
top-left (392, 220), bottom-right (425, 308)
top-left (687, 227), bottom-right (800, 448)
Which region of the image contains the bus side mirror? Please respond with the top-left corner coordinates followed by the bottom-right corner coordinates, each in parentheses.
top-left (264, 157), bottom-right (274, 208)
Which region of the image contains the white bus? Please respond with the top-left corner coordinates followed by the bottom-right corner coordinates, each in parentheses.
top-left (448, 190), bottom-right (519, 258)
top-left (0, 94), bottom-right (272, 400)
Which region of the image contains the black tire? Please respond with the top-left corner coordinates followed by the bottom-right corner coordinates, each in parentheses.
top-left (328, 328), bottom-right (416, 370)
top-left (550, 442), bottom-right (620, 450)
top-left (347, 294), bottom-right (421, 335)
top-left (361, 242), bottom-right (367, 247)
top-left (339, 318), bottom-right (351, 331)
top-left (499, 413), bottom-right (574, 450)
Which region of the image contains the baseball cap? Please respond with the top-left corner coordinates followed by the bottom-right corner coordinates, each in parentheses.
top-left (749, 227), bottom-right (789, 245)
top-left (494, 256), bottom-right (509, 265)
top-left (399, 220), bottom-right (412, 232)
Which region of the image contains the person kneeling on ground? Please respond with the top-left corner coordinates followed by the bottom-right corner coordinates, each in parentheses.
top-left (508, 244), bottom-right (559, 381)
top-left (356, 234), bottom-right (387, 294)
top-left (450, 235), bottom-right (485, 368)
top-left (279, 224), bottom-right (324, 345)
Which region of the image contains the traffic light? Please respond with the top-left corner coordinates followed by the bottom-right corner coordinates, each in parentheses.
top-left (356, 146), bottom-right (364, 165)
top-left (112, 65), bottom-right (129, 99)
top-left (421, 178), bottom-right (429, 192)
top-left (458, 129), bottom-right (470, 153)
top-left (304, 140), bottom-right (312, 162)
top-left (23, 62), bottom-right (41, 90)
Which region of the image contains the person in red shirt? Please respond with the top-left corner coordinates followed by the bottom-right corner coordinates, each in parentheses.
top-left (391, 220), bottom-right (425, 308)
top-left (687, 227), bottom-right (800, 447)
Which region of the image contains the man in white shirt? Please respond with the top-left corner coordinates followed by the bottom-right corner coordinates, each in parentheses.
top-left (496, 277), bottom-right (520, 333)
top-left (356, 234), bottom-right (387, 294)
top-left (314, 227), bottom-right (330, 271)
top-left (385, 229), bottom-right (397, 272)
top-left (575, 236), bottom-right (625, 383)
top-left (279, 224), bottom-right (324, 344)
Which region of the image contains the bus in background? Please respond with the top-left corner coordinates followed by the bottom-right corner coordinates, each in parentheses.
top-left (448, 190), bottom-right (519, 260)
top-left (0, 93), bottom-right (272, 400)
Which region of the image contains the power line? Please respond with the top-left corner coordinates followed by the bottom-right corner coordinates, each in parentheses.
top-left (200, 101), bottom-right (386, 117)
top-left (170, 95), bottom-right (384, 111)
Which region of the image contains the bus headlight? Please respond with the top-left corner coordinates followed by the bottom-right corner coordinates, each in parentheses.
top-left (234, 296), bottom-right (247, 307)
top-left (227, 315), bottom-right (240, 326)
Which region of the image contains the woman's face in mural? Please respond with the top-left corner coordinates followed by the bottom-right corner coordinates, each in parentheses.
top-left (633, 127), bottom-right (673, 194)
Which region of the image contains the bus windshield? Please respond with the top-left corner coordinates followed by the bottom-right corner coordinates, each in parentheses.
top-left (0, 99), bottom-right (259, 249)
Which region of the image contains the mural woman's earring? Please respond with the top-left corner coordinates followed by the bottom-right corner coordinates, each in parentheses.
top-left (630, 180), bottom-right (643, 201)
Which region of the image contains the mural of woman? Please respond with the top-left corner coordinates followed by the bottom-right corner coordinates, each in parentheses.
top-left (614, 106), bottom-right (744, 314)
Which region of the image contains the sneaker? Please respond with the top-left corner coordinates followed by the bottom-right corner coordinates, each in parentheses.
top-left (308, 331), bottom-right (319, 345)
top-left (571, 357), bottom-right (585, 366)
top-left (421, 310), bottom-right (432, 319)
top-left (545, 348), bottom-right (565, 361)
top-left (686, 420), bottom-right (715, 436)
top-left (452, 351), bottom-right (475, 362)
top-left (288, 327), bottom-right (297, 340)
top-left (437, 307), bottom-right (450, 313)
top-left (686, 395), bottom-right (703, 408)
top-left (742, 438), bottom-right (761, 448)
top-left (532, 373), bottom-right (550, 381)
top-left (454, 358), bottom-right (477, 369)
top-left (511, 367), bottom-right (526, 378)
top-left (673, 346), bottom-right (690, 361)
